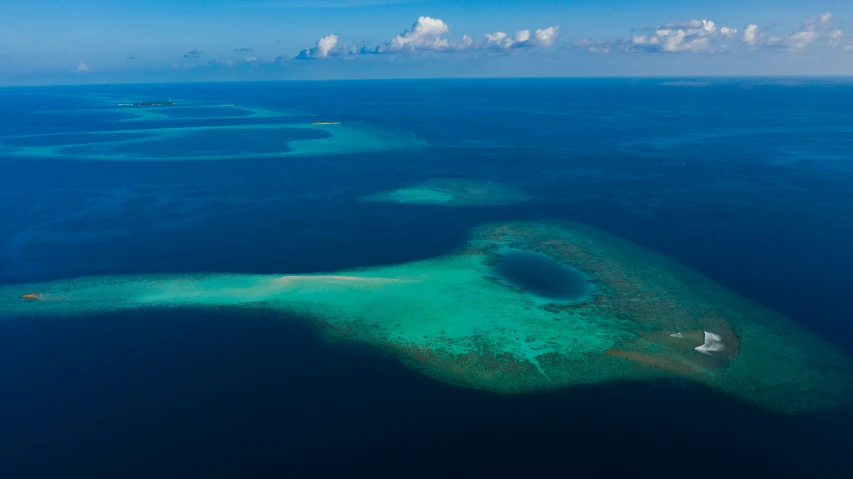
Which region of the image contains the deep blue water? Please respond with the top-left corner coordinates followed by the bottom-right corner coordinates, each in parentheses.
top-left (494, 248), bottom-right (592, 300)
top-left (1, 79), bottom-right (853, 478)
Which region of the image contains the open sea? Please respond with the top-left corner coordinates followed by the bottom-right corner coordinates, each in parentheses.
top-left (1, 78), bottom-right (852, 478)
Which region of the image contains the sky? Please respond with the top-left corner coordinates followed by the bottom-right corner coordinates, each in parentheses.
top-left (1, 0), bottom-right (852, 85)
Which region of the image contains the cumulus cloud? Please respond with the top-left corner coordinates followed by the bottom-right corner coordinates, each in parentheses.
top-left (297, 33), bottom-right (340, 58)
top-left (482, 31), bottom-right (519, 49)
top-left (244, 56), bottom-right (258, 62)
top-left (577, 12), bottom-right (842, 55)
top-left (76, 61), bottom-right (90, 72)
top-left (482, 26), bottom-right (560, 49)
top-left (719, 26), bottom-right (737, 37)
top-left (534, 26), bottom-right (560, 46)
top-left (784, 30), bottom-right (820, 50)
top-left (378, 16), bottom-right (453, 52)
top-left (744, 12), bottom-right (836, 51)
top-left (828, 29), bottom-right (845, 48)
top-left (743, 24), bottom-right (760, 46)
top-left (297, 16), bottom-right (559, 58)
top-left (576, 18), bottom-right (737, 54)
top-left (807, 12), bottom-right (834, 29)
top-left (183, 48), bottom-right (205, 58)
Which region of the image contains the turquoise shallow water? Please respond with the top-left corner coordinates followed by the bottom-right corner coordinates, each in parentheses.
top-left (156, 106), bottom-right (253, 119)
top-left (1, 79), bottom-right (853, 477)
top-left (3, 132), bottom-right (153, 147)
top-left (60, 127), bottom-right (329, 157)
top-left (3, 99), bottom-right (424, 161)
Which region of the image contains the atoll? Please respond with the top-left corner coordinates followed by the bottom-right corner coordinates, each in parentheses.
top-left (3, 221), bottom-right (852, 413)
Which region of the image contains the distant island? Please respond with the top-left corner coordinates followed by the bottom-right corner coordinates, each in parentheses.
top-left (309, 121), bottom-right (341, 125)
top-left (117, 100), bottom-right (176, 107)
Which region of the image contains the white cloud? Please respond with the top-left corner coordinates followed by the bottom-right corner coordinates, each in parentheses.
top-left (578, 12), bottom-right (841, 55)
top-left (534, 26), bottom-right (560, 46)
top-left (298, 16), bottom-right (559, 57)
top-left (245, 56), bottom-right (258, 63)
top-left (744, 24), bottom-right (759, 46)
top-left (828, 29), bottom-right (845, 48)
top-left (76, 61), bottom-right (90, 72)
top-left (806, 12), bottom-right (834, 29)
top-left (662, 19), bottom-right (718, 34)
top-left (782, 13), bottom-right (833, 50)
top-left (317, 34), bottom-right (339, 55)
top-left (483, 31), bottom-right (512, 49)
top-left (785, 30), bottom-right (820, 50)
top-left (298, 33), bottom-right (340, 58)
top-left (577, 18), bottom-right (736, 54)
top-left (378, 16), bottom-right (452, 52)
top-left (744, 12), bottom-right (837, 51)
top-left (481, 26), bottom-right (560, 49)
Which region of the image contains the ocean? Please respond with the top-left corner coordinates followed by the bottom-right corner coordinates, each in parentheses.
top-left (1, 78), bottom-right (852, 477)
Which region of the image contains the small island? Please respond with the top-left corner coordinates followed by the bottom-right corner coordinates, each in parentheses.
top-left (19, 293), bottom-right (39, 300)
top-left (309, 121), bottom-right (341, 125)
top-left (117, 100), bottom-right (177, 107)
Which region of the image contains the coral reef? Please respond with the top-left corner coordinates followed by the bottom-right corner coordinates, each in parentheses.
top-left (2, 221), bottom-right (852, 413)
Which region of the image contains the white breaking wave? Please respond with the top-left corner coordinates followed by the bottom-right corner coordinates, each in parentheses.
top-left (695, 331), bottom-right (725, 355)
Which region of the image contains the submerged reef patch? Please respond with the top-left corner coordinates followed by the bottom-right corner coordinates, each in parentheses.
top-left (2, 221), bottom-right (852, 413)
top-left (3, 122), bottom-right (424, 161)
top-left (360, 178), bottom-right (530, 206)
top-left (35, 97), bottom-right (297, 123)
top-left (6, 98), bottom-right (422, 161)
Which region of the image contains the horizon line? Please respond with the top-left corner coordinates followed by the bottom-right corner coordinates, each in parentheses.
top-left (4, 74), bottom-right (853, 88)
